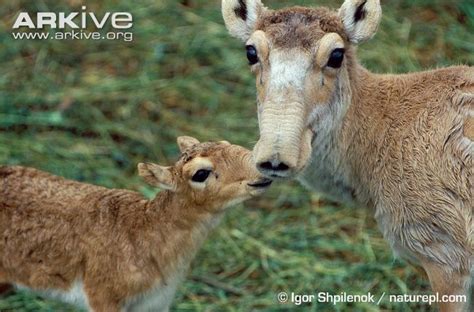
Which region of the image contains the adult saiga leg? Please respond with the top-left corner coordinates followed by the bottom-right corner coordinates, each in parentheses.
top-left (421, 259), bottom-right (470, 312)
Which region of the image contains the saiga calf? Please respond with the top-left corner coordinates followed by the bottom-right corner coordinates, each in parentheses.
top-left (0, 136), bottom-right (272, 311)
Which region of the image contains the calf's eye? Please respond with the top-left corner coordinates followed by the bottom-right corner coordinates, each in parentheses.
top-left (246, 45), bottom-right (259, 65)
top-left (191, 169), bottom-right (211, 182)
top-left (327, 48), bottom-right (345, 68)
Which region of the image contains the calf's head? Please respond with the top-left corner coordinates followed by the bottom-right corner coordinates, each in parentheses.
top-left (222, 0), bottom-right (382, 178)
top-left (138, 136), bottom-right (272, 210)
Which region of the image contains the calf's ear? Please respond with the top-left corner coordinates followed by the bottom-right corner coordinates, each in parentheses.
top-left (138, 163), bottom-right (177, 191)
top-left (222, 0), bottom-right (266, 42)
top-left (177, 136), bottom-right (200, 153)
top-left (339, 0), bottom-right (382, 44)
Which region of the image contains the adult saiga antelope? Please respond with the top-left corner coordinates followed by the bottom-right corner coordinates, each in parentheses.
top-left (222, 0), bottom-right (473, 311)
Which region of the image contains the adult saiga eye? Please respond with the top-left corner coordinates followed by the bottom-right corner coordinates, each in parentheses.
top-left (327, 48), bottom-right (345, 68)
top-left (246, 45), bottom-right (259, 65)
top-left (191, 169), bottom-right (211, 182)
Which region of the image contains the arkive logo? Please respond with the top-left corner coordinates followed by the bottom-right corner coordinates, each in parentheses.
top-left (13, 6), bottom-right (132, 29)
top-left (11, 6), bottom-right (134, 42)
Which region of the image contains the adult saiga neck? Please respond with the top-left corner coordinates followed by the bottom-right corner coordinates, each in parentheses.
top-left (299, 56), bottom-right (372, 206)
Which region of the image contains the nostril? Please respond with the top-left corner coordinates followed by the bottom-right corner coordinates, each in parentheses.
top-left (275, 163), bottom-right (289, 171)
top-left (259, 161), bottom-right (274, 170)
top-left (258, 161), bottom-right (290, 172)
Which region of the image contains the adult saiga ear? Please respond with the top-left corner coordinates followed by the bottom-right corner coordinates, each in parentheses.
top-left (138, 163), bottom-right (177, 191)
top-left (222, 0), bottom-right (266, 42)
top-left (339, 0), bottom-right (382, 44)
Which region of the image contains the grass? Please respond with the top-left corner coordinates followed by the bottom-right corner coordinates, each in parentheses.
top-left (0, 0), bottom-right (472, 311)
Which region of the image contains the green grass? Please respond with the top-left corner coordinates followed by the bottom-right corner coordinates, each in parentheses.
top-left (0, 0), bottom-right (472, 311)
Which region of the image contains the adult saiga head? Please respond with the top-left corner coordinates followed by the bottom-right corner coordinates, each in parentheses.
top-left (222, 0), bottom-right (382, 178)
